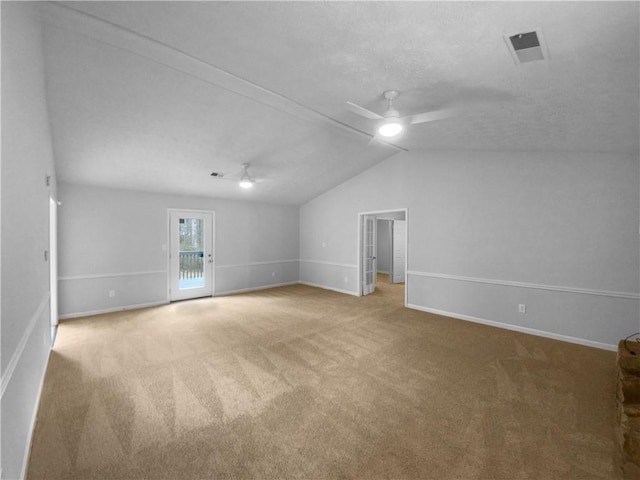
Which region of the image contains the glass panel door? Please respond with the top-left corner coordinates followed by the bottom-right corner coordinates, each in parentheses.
top-left (361, 215), bottom-right (377, 295)
top-left (179, 217), bottom-right (205, 289)
top-left (169, 210), bottom-right (214, 301)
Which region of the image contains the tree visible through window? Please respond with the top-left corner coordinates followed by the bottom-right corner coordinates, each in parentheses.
top-left (178, 218), bottom-right (204, 287)
top-left (179, 218), bottom-right (203, 251)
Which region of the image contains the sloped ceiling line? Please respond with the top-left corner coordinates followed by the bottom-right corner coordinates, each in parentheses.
top-left (41, 2), bottom-right (405, 153)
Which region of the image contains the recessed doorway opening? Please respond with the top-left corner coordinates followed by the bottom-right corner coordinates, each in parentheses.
top-left (358, 208), bottom-right (408, 306)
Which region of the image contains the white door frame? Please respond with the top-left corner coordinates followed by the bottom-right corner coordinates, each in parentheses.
top-left (357, 208), bottom-right (408, 306)
top-left (49, 197), bottom-right (59, 330)
top-left (167, 208), bottom-right (215, 301)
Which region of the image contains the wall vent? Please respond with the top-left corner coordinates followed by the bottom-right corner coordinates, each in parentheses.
top-left (504, 28), bottom-right (549, 64)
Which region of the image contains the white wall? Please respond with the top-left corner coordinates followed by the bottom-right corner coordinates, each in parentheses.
top-left (1, 3), bottom-right (57, 479)
top-left (57, 183), bottom-right (299, 318)
top-left (299, 150), bottom-right (640, 349)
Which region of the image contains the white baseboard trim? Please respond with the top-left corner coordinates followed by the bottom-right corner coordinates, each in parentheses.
top-left (215, 281), bottom-right (299, 296)
top-left (58, 282), bottom-right (302, 317)
top-left (407, 304), bottom-right (617, 352)
top-left (1, 293), bottom-right (50, 397)
top-left (59, 300), bottom-right (169, 320)
top-left (299, 281), bottom-right (359, 297)
top-left (21, 347), bottom-right (52, 480)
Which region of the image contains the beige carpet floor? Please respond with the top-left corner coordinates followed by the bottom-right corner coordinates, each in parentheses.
top-left (27, 275), bottom-right (618, 479)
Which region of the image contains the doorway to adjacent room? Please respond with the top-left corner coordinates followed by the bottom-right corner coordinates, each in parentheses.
top-left (358, 209), bottom-right (407, 305)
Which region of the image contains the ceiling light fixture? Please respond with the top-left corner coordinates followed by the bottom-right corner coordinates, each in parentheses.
top-left (347, 89), bottom-right (455, 141)
top-left (378, 90), bottom-right (403, 138)
top-left (378, 118), bottom-right (404, 137)
top-left (239, 163), bottom-right (254, 189)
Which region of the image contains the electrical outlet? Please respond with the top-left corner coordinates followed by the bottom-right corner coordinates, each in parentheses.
top-left (518, 304), bottom-right (526, 313)
top-left (344, 276), bottom-right (348, 283)
top-left (271, 272), bottom-right (276, 278)
top-left (109, 290), bottom-right (116, 298)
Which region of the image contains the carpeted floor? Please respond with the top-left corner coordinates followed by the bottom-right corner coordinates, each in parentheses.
top-left (27, 275), bottom-right (618, 479)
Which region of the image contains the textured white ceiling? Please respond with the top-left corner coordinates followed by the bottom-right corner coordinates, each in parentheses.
top-left (41, 1), bottom-right (639, 205)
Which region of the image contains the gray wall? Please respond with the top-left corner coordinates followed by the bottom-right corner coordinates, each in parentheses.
top-left (299, 149), bottom-right (640, 349)
top-left (377, 211), bottom-right (406, 274)
top-left (377, 220), bottom-right (391, 274)
top-left (1, 6), bottom-right (638, 477)
top-left (58, 184), bottom-right (300, 317)
top-left (1, 3), bottom-right (57, 479)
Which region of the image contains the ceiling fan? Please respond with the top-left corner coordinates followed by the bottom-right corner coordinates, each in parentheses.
top-left (346, 90), bottom-right (455, 139)
top-left (210, 163), bottom-right (258, 189)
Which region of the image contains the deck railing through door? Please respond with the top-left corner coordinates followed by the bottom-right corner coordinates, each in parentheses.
top-left (179, 251), bottom-right (204, 279)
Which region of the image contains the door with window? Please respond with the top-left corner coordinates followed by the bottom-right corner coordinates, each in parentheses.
top-left (169, 210), bottom-right (214, 301)
top-left (361, 214), bottom-right (377, 295)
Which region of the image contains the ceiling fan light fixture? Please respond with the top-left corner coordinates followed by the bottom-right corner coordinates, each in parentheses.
top-left (347, 89), bottom-right (453, 141)
top-left (239, 163), bottom-right (254, 189)
top-left (378, 119), bottom-right (403, 137)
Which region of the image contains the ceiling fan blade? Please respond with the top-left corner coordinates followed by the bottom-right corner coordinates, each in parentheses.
top-left (365, 133), bottom-right (408, 152)
top-left (346, 101), bottom-right (383, 120)
top-left (367, 135), bottom-right (381, 147)
top-left (405, 109), bottom-right (455, 125)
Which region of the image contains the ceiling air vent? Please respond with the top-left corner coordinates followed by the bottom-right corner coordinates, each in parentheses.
top-left (504, 28), bottom-right (548, 64)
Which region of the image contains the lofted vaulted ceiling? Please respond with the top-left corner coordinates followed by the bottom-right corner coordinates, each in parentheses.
top-left (41, 1), bottom-right (639, 206)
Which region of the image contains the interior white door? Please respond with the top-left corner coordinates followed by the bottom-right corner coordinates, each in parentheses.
top-left (361, 215), bottom-right (377, 295)
top-left (169, 210), bottom-right (214, 301)
top-left (392, 220), bottom-right (406, 284)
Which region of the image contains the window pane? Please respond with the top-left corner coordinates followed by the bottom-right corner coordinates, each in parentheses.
top-left (178, 218), bottom-right (205, 289)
